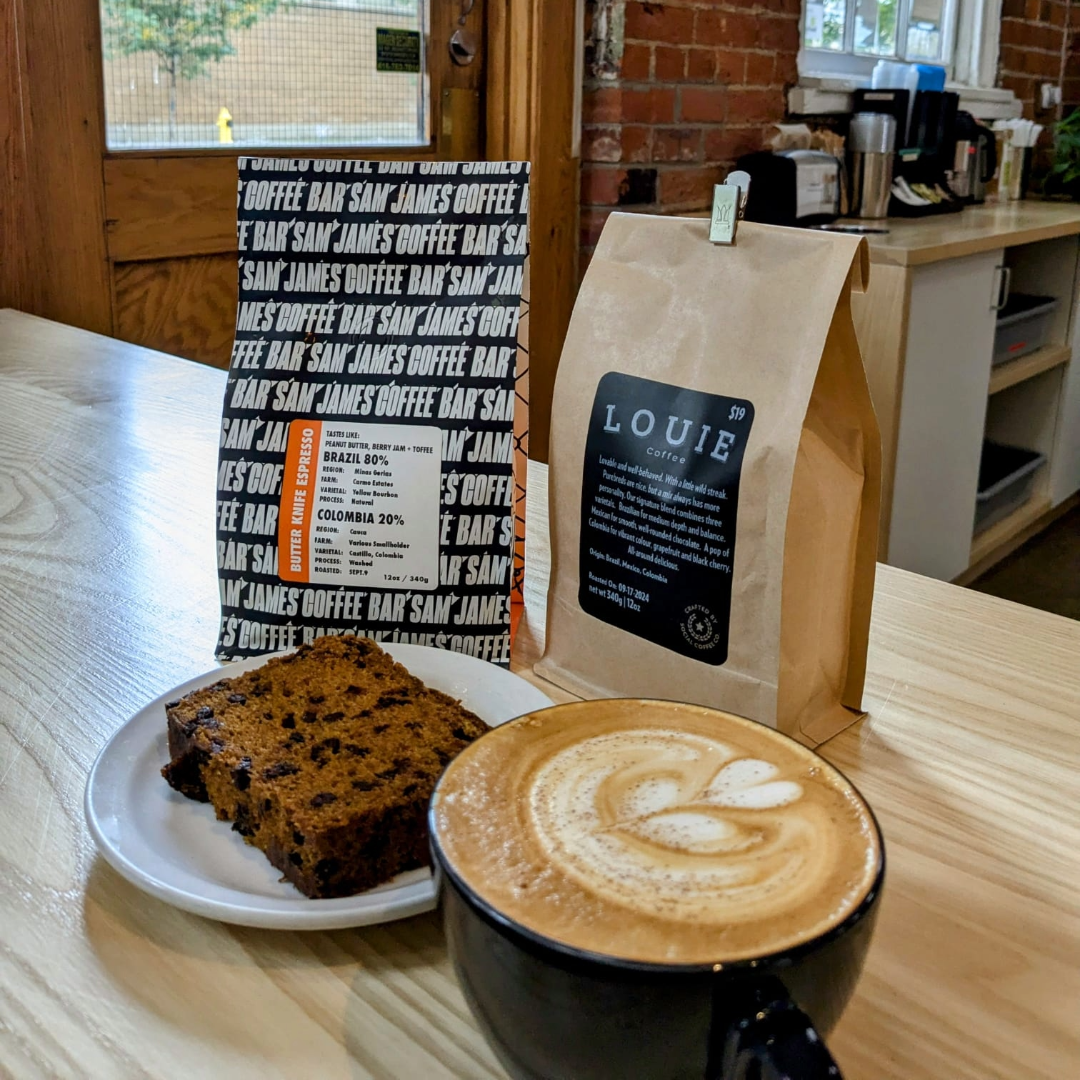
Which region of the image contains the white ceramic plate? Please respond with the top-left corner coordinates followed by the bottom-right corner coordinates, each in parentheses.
top-left (85, 643), bottom-right (553, 930)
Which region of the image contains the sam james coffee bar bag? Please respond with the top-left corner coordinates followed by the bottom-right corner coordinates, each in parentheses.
top-left (536, 213), bottom-right (880, 746)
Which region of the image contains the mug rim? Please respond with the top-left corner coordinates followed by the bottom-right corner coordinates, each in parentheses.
top-left (428, 697), bottom-right (886, 976)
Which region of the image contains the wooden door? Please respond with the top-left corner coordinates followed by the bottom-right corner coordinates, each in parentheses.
top-left (3, 0), bottom-right (579, 459)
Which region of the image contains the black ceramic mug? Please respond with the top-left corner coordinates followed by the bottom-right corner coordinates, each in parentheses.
top-left (428, 700), bottom-right (885, 1080)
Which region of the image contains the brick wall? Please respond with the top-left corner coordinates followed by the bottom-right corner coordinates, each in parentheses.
top-left (998, 0), bottom-right (1070, 118)
top-left (580, 0), bottom-right (800, 274)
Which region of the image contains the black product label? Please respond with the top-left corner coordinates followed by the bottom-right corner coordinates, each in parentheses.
top-left (578, 372), bottom-right (754, 665)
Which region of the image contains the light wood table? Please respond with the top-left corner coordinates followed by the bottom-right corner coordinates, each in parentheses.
top-left (1, 308), bottom-right (1078, 1079)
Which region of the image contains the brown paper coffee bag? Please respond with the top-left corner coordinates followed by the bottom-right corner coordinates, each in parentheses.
top-left (535, 213), bottom-right (880, 746)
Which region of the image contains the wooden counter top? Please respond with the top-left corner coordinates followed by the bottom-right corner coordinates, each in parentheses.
top-left (863, 200), bottom-right (1080, 266)
top-left (1, 309), bottom-right (1078, 1078)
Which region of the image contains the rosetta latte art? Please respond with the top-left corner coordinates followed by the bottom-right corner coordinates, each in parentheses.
top-left (528, 729), bottom-right (835, 926)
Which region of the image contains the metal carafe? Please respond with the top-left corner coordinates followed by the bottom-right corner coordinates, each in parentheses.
top-left (847, 113), bottom-right (896, 219)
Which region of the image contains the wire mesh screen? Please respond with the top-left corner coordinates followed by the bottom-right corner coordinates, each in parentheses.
top-left (100, 1), bottom-right (426, 150)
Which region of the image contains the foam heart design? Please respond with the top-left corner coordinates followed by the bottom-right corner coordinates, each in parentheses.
top-left (699, 758), bottom-right (803, 810)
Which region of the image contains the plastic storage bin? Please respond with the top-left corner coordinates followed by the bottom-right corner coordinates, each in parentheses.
top-left (993, 293), bottom-right (1059, 366)
top-left (974, 440), bottom-right (1046, 534)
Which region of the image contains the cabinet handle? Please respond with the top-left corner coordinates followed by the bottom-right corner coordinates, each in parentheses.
top-left (992, 265), bottom-right (1012, 311)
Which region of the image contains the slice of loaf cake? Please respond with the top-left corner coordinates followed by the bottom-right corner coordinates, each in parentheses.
top-left (161, 634), bottom-right (489, 898)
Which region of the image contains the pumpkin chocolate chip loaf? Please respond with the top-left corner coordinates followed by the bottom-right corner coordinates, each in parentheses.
top-left (161, 634), bottom-right (489, 898)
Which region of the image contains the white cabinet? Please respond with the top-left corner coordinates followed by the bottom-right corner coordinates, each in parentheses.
top-left (888, 251), bottom-right (1002, 580)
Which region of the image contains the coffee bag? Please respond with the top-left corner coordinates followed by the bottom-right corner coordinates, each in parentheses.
top-left (536, 213), bottom-right (880, 745)
top-left (216, 158), bottom-right (530, 664)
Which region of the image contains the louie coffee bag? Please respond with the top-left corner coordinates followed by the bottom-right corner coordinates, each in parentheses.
top-left (536, 213), bottom-right (880, 746)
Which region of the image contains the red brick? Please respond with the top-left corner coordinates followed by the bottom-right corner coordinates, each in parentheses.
top-left (680, 86), bottom-right (727, 122)
top-left (652, 127), bottom-right (704, 162)
top-left (658, 165), bottom-right (722, 209)
top-left (1001, 0), bottom-right (1026, 16)
top-left (621, 87), bottom-right (676, 123)
top-left (696, 10), bottom-right (759, 49)
top-left (726, 88), bottom-right (784, 124)
top-left (744, 52), bottom-right (775, 86)
top-left (582, 126), bottom-right (623, 163)
top-left (704, 126), bottom-right (763, 162)
top-left (715, 48), bottom-right (745, 84)
top-left (620, 42), bottom-right (652, 81)
top-left (654, 45), bottom-right (688, 81)
top-left (583, 87), bottom-right (621, 124)
top-left (687, 48), bottom-right (717, 81)
top-left (625, 2), bottom-right (696, 45)
top-left (621, 125), bottom-right (653, 162)
top-left (581, 166), bottom-right (627, 206)
top-left (775, 51), bottom-right (799, 85)
top-left (1050, 2), bottom-right (1068, 28)
top-left (760, 16), bottom-right (800, 52)
top-left (580, 208), bottom-right (612, 247)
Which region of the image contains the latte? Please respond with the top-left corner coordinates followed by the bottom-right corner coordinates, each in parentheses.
top-left (431, 699), bottom-right (881, 965)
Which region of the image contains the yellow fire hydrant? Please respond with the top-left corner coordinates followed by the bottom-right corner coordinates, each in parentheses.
top-left (217, 107), bottom-right (233, 145)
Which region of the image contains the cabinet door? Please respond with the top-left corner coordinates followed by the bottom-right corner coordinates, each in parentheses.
top-left (888, 250), bottom-right (1003, 580)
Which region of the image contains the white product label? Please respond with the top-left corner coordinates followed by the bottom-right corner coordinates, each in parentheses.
top-left (795, 160), bottom-right (837, 219)
top-left (279, 420), bottom-right (440, 589)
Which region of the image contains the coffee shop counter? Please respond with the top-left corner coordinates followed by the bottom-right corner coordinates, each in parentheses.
top-left (1, 309), bottom-right (1077, 1079)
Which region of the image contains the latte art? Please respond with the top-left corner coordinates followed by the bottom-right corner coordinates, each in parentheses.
top-left (529, 730), bottom-right (825, 926)
top-left (432, 700), bottom-right (881, 965)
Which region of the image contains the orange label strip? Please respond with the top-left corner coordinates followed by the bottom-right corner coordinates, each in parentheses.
top-left (278, 419), bottom-right (323, 583)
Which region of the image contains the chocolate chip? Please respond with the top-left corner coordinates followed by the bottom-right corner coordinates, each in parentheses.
top-left (345, 685), bottom-right (363, 695)
top-left (353, 659), bottom-right (367, 670)
top-left (210, 737), bottom-right (225, 753)
top-left (263, 711), bottom-right (274, 720)
top-left (322, 711), bottom-right (344, 723)
top-left (289, 852), bottom-right (303, 867)
top-left (310, 792), bottom-right (337, 808)
top-left (435, 748), bottom-right (454, 766)
top-left (351, 779), bottom-right (377, 791)
top-left (302, 710), bottom-right (319, 724)
top-left (231, 805), bottom-right (256, 837)
top-left (227, 693), bottom-right (247, 705)
top-left (375, 766), bottom-right (400, 780)
top-left (314, 858), bottom-right (340, 881)
top-left (281, 713), bottom-right (296, 729)
top-left (451, 726), bottom-right (471, 741)
top-left (231, 757), bottom-right (252, 791)
top-left (263, 798), bottom-right (272, 812)
top-left (324, 737), bottom-right (341, 754)
top-left (373, 724), bottom-right (390, 735)
top-left (250, 683), bottom-right (270, 698)
top-left (287, 731), bottom-right (305, 744)
top-left (358, 709), bottom-right (372, 718)
top-left (373, 672), bottom-right (385, 679)
top-left (181, 719), bottom-right (199, 738)
top-left (165, 699), bottom-right (180, 710)
top-left (344, 743), bottom-right (369, 757)
top-left (308, 694), bottom-right (325, 705)
top-left (404, 721), bottom-right (424, 731)
top-left (402, 783), bottom-right (420, 797)
top-left (282, 686), bottom-right (293, 697)
top-left (292, 829), bottom-right (305, 846)
top-left (195, 706), bottom-right (214, 721)
top-left (376, 695), bottom-right (410, 709)
top-left (262, 762), bottom-right (300, 780)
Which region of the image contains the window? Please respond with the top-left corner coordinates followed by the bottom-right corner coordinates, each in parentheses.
top-left (802, 0), bottom-right (959, 76)
top-left (100, 0), bottom-right (427, 151)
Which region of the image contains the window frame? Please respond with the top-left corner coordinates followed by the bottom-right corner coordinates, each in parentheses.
top-left (799, 0), bottom-right (985, 85)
